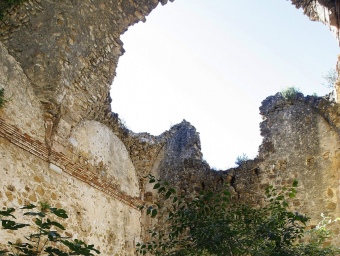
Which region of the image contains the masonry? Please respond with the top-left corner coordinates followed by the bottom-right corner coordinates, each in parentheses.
top-left (0, 0), bottom-right (339, 254)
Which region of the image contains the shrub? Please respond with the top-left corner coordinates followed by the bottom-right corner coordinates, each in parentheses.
top-left (281, 86), bottom-right (300, 101)
top-left (0, 202), bottom-right (100, 255)
top-left (235, 153), bottom-right (248, 166)
top-left (137, 176), bottom-right (339, 256)
top-left (322, 69), bottom-right (337, 89)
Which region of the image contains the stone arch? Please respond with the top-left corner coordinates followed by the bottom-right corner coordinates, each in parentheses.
top-left (0, 0), bottom-right (339, 122)
top-left (69, 120), bottom-right (140, 197)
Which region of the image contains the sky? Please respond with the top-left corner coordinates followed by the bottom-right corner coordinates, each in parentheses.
top-left (110, 0), bottom-right (339, 170)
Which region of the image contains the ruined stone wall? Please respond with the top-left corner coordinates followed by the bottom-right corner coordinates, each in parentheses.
top-left (0, 0), bottom-right (177, 253)
top-left (291, 0), bottom-right (340, 101)
top-left (0, 0), bottom-right (174, 166)
top-left (1, 0), bottom-right (340, 254)
top-left (0, 41), bottom-right (142, 255)
top-left (258, 94), bottom-right (340, 223)
top-left (221, 93), bottom-right (340, 243)
top-left (291, 0), bottom-right (340, 43)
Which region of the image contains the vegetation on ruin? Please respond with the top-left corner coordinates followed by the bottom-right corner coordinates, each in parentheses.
top-left (0, 202), bottom-right (100, 255)
top-left (281, 86), bottom-right (301, 101)
top-left (322, 69), bottom-right (337, 89)
top-left (0, 88), bottom-right (5, 108)
top-left (234, 153), bottom-right (249, 166)
top-left (137, 176), bottom-right (339, 256)
top-left (0, 0), bottom-right (25, 20)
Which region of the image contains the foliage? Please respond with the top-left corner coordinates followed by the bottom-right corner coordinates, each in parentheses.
top-left (322, 69), bottom-right (337, 89)
top-left (281, 86), bottom-right (301, 101)
top-left (0, 202), bottom-right (100, 255)
top-left (235, 153), bottom-right (248, 166)
top-left (0, 0), bottom-right (25, 20)
top-left (0, 88), bottom-right (5, 108)
top-left (137, 176), bottom-right (339, 256)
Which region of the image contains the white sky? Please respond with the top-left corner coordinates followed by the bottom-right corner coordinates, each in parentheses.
top-left (110, 0), bottom-right (339, 170)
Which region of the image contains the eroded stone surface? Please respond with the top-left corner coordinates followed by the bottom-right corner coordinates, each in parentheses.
top-left (0, 0), bottom-right (340, 253)
top-left (0, 139), bottom-right (141, 255)
top-left (0, 42), bottom-right (45, 141)
top-left (70, 120), bottom-right (140, 196)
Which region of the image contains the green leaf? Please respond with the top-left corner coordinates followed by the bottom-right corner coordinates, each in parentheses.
top-left (158, 187), bottom-right (166, 193)
top-left (61, 239), bottom-right (100, 254)
top-left (45, 218), bottom-right (65, 230)
top-left (165, 191), bottom-right (172, 199)
top-left (2, 219), bottom-right (29, 230)
top-left (153, 183), bottom-right (160, 189)
top-left (169, 188), bottom-right (176, 194)
top-left (0, 208), bottom-right (16, 218)
top-left (45, 246), bottom-right (68, 256)
top-left (47, 230), bottom-right (61, 241)
top-left (50, 208), bottom-right (68, 219)
top-left (277, 195), bottom-right (284, 201)
top-left (21, 204), bottom-right (36, 210)
top-left (292, 179), bottom-right (298, 187)
top-left (35, 218), bottom-right (43, 227)
top-left (151, 209), bottom-right (158, 218)
top-left (24, 211), bottom-right (45, 217)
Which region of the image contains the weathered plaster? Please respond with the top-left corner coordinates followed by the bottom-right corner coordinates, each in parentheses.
top-left (70, 120), bottom-right (139, 196)
top-left (0, 0), bottom-right (340, 254)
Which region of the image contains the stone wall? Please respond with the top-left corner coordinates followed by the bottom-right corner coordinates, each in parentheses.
top-left (224, 93), bottom-right (340, 242)
top-left (291, 0), bottom-right (340, 101)
top-left (0, 41), bottom-right (142, 254)
top-left (0, 0), bottom-right (340, 254)
top-left (0, 0), bottom-right (175, 162)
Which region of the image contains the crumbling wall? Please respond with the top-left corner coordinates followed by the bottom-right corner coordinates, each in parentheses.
top-left (291, 0), bottom-right (340, 43)
top-left (291, 0), bottom-right (340, 101)
top-left (258, 93), bottom-right (340, 221)
top-left (0, 41), bottom-right (142, 254)
top-left (0, 0), bottom-right (175, 161)
top-left (1, 0), bottom-right (340, 254)
top-left (224, 93), bottom-right (340, 242)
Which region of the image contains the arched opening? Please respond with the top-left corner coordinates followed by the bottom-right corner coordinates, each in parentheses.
top-left (111, 0), bottom-right (339, 169)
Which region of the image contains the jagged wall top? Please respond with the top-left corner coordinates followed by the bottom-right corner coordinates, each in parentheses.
top-left (0, 0), bottom-right (338, 116)
top-left (0, 0), bottom-right (173, 122)
top-left (291, 0), bottom-right (340, 43)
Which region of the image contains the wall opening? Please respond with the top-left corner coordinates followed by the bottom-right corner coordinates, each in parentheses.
top-left (110, 0), bottom-right (339, 169)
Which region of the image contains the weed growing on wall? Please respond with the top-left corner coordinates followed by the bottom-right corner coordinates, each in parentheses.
top-left (322, 69), bottom-right (337, 89)
top-left (137, 176), bottom-right (339, 256)
top-left (281, 86), bottom-right (301, 101)
top-left (0, 202), bottom-right (100, 255)
top-left (235, 153), bottom-right (249, 166)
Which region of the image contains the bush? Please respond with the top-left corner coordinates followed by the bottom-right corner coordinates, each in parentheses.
top-left (137, 176), bottom-right (339, 256)
top-left (235, 153), bottom-right (248, 166)
top-left (322, 69), bottom-right (337, 89)
top-left (281, 86), bottom-right (300, 101)
top-left (0, 202), bottom-right (100, 255)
